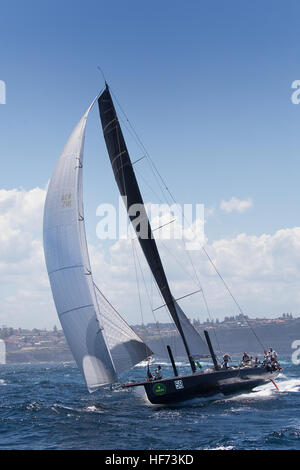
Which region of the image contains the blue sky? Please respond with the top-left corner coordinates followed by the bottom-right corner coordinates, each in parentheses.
top-left (1, 0), bottom-right (300, 327)
top-left (1, 0), bottom-right (299, 239)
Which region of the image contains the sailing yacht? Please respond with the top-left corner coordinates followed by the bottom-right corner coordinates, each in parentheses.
top-left (43, 83), bottom-right (281, 405)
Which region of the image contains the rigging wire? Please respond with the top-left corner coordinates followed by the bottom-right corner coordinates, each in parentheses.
top-left (102, 85), bottom-right (157, 358)
top-left (110, 89), bottom-right (174, 208)
top-left (111, 87), bottom-right (223, 350)
top-left (131, 238), bottom-right (152, 359)
top-left (110, 85), bottom-right (266, 353)
top-left (131, 237), bottom-right (169, 354)
top-left (106, 85), bottom-right (175, 357)
top-left (158, 239), bottom-right (200, 285)
top-left (97, 66), bottom-right (107, 85)
top-left (131, 239), bottom-right (145, 323)
top-left (183, 247), bottom-right (223, 355)
top-left (149, 269), bottom-right (178, 362)
top-left (202, 246), bottom-right (266, 351)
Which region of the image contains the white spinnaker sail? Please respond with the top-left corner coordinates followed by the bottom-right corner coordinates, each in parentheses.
top-left (43, 99), bottom-right (117, 392)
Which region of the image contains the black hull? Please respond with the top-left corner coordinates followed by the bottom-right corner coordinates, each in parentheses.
top-left (132, 367), bottom-right (280, 405)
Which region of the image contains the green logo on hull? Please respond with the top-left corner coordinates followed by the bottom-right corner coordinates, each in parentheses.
top-left (152, 383), bottom-right (167, 395)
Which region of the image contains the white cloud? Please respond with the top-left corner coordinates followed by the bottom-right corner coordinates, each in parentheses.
top-left (89, 225), bottom-right (300, 324)
top-left (1, 186), bottom-right (300, 329)
top-left (220, 197), bottom-right (253, 213)
top-left (0, 187), bottom-right (57, 329)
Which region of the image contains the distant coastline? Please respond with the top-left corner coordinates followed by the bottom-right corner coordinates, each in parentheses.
top-left (0, 313), bottom-right (298, 364)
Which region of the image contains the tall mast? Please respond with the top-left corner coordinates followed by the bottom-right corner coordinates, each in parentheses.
top-left (98, 84), bottom-right (196, 373)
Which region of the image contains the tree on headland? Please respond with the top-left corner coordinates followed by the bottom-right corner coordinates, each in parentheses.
top-left (0, 327), bottom-right (13, 339)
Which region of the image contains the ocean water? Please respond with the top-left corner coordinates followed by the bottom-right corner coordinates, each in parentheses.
top-left (0, 356), bottom-right (299, 450)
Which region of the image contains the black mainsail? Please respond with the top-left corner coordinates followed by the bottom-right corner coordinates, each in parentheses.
top-left (98, 84), bottom-right (206, 372)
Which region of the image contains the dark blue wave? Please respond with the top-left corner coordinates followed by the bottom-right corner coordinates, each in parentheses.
top-left (0, 356), bottom-right (299, 450)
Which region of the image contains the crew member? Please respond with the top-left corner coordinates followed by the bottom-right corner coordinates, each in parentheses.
top-left (242, 352), bottom-right (250, 365)
top-left (154, 365), bottom-right (162, 380)
top-left (268, 347), bottom-right (277, 361)
top-left (253, 357), bottom-right (260, 367)
top-left (222, 354), bottom-right (231, 369)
